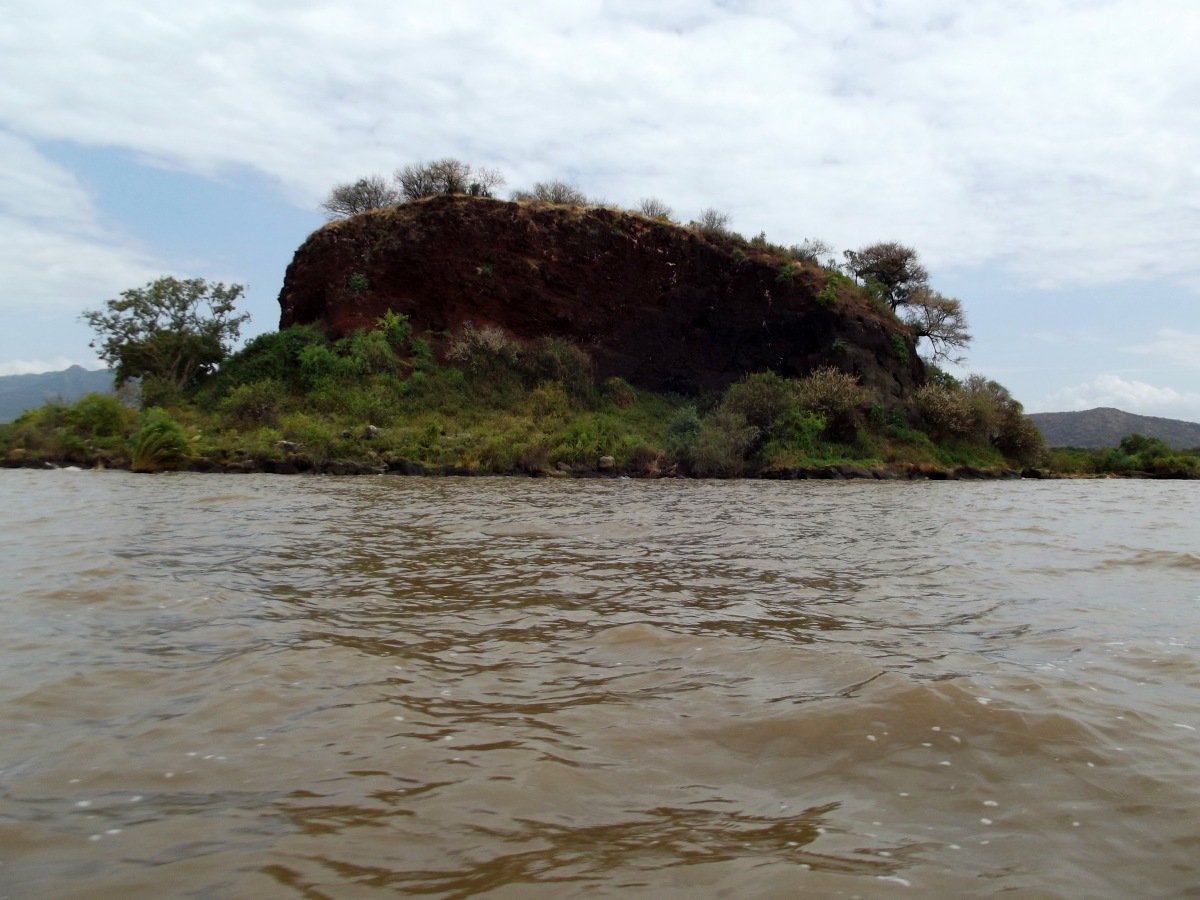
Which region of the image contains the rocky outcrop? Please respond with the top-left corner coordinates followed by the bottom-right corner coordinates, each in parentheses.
top-left (278, 195), bottom-right (925, 401)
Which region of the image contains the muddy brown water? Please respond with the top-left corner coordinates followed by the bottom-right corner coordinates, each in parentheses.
top-left (1, 471), bottom-right (1198, 898)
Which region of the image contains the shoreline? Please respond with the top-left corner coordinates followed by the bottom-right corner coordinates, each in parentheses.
top-left (3, 453), bottom-right (1188, 480)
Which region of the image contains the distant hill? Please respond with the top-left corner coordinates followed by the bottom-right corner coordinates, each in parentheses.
top-left (0, 366), bottom-right (114, 423)
top-left (1028, 407), bottom-right (1200, 449)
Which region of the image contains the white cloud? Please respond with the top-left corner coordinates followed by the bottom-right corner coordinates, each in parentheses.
top-left (1033, 373), bottom-right (1200, 422)
top-left (0, 356), bottom-right (103, 377)
top-left (0, 0), bottom-right (1197, 288)
top-left (1126, 330), bottom-right (1200, 370)
top-left (0, 132), bottom-right (167, 312)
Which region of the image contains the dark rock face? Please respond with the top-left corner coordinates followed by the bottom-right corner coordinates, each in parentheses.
top-left (278, 195), bottom-right (925, 401)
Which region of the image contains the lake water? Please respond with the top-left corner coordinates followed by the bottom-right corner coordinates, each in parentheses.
top-left (1, 471), bottom-right (1198, 898)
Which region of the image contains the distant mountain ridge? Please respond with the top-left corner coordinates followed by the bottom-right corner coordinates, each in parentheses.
top-left (1028, 407), bottom-right (1200, 449)
top-left (0, 365), bottom-right (113, 423)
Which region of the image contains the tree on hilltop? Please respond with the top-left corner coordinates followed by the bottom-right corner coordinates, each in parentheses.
top-left (395, 158), bottom-right (505, 201)
top-left (843, 242), bottom-right (929, 310)
top-left (320, 175), bottom-right (400, 218)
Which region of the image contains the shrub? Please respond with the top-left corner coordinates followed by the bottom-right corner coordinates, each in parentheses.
top-left (529, 381), bottom-right (571, 422)
top-left (796, 366), bottom-right (870, 442)
top-left (775, 264), bottom-right (795, 287)
top-left (524, 337), bottom-right (593, 397)
top-left (890, 333), bottom-right (910, 363)
top-left (377, 310), bottom-right (414, 350)
top-left (685, 409), bottom-right (758, 477)
top-left (347, 273), bottom-right (369, 292)
top-left (130, 408), bottom-right (190, 473)
top-left (446, 322), bottom-right (522, 375)
top-left (796, 366), bottom-right (869, 419)
top-left (759, 408), bottom-right (825, 464)
top-left (67, 393), bottom-right (130, 438)
top-left (916, 383), bottom-right (973, 438)
top-left (337, 329), bottom-right (403, 376)
top-left (602, 376), bottom-right (637, 408)
top-left (217, 325), bottom-right (324, 389)
top-left (665, 404), bottom-right (702, 453)
top-left (720, 371), bottom-right (793, 432)
top-left (221, 379), bottom-right (285, 427)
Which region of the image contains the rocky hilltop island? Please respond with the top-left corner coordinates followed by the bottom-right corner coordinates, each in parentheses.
top-left (277, 195), bottom-right (925, 405)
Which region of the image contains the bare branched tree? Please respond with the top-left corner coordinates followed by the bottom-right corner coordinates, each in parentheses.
top-left (520, 179), bottom-right (588, 205)
top-left (394, 162), bottom-right (439, 201)
top-left (787, 238), bottom-right (834, 264)
top-left (468, 167), bottom-right (506, 197)
top-left (394, 158), bottom-right (498, 201)
top-left (904, 288), bottom-right (972, 365)
top-left (320, 175), bottom-right (399, 219)
top-left (842, 242), bottom-right (929, 310)
top-left (637, 197), bottom-right (673, 220)
top-left (695, 208), bottom-right (732, 235)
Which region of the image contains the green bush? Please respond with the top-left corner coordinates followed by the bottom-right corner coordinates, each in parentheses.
top-left (218, 325), bottom-right (324, 389)
top-left (602, 377), bottom-right (637, 408)
top-left (377, 310), bottom-right (413, 350)
top-left (721, 371), bottom-right (793, 432)
top-left (221, 378), bottom-right (285, 427)
top-left (524, 337), bottom-right (593, 398)
top-left (685, 409), bottom-right (758, 477)
top-left (67, 393), bottom-right (131, 438)
top-left (665, 404), bottom-right (702, 453)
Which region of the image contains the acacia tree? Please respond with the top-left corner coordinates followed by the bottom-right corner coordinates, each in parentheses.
top-left (843, 242), bottom-right (929, 310)
top-left (82, 277), bottom-right (250, 402)
top-left (904, 288), bottom-right (972, 364)
top-left (320, 175), bottom-right (399, 218)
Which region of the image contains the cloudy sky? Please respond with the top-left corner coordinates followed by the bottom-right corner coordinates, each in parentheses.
top-left (2, 0), bottom-right (1198, 419)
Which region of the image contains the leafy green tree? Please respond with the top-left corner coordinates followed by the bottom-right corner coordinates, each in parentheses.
top-left (82, 277), bottom-right (250, 401)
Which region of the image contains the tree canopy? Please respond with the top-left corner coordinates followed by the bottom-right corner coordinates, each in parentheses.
top-left (843, 242), bottom-right (929, 310)
top-left (82, 277), bottom-right (250, 402)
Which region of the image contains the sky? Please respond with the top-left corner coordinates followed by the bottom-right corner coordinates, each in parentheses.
top-left (1, 0), bottom-right (1198, 420)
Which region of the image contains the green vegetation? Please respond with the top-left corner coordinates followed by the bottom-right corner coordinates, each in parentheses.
top-left (1043, 434), bottom-right (1200, 478)
top-left (3, 309), bottom-right (1060, 477)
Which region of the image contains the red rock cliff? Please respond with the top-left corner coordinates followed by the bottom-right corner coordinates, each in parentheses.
top-left (278, 195), bottom-right (924, 400)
